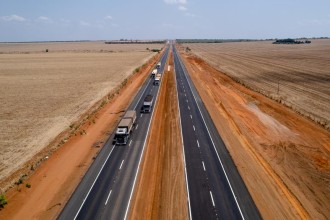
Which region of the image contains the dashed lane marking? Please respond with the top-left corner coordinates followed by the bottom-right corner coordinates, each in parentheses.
top-left (135, 124), bottom-right (139, 130)
top-left (105, 190), bottom-right (112, 205)
top-left (119, 160), bottom-right (124, 170)
top-left (202, 161), bottom-right (206, 171)
top-left (193, 125), bottom-right (195, 131)
top-left (190, 115), bottom-right (192, 119)
top-left (129, 140), bottom-right (133, 146)
top-left (210, 191), bottom-right (215, 207)
top-left (197, 140), bottom-right (200, 148)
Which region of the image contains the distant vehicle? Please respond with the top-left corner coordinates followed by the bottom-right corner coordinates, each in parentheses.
top-left (113, 110), bottom-right (136, 145)
top-left (141, 94), bottom-right (154, 113)
top-left (154, 75), bottom-right (161, 85)
top-left (151, 69), bottom-right (157, 77)
top-left (156, 62), bottom-right (161, 69)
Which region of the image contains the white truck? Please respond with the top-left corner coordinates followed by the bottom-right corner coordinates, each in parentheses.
top-left (113, 110), bottom-right (136, 145)
top-left (156, 62), bottom-right (161, 69)
top-left (154, 75), bottom-right (161, 85)
top-left (141, 94), bottom-right (154, 113)
top-left (151, 69), bottom-right (157, 78)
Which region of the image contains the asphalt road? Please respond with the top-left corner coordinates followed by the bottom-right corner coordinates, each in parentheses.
top-left (173, 46), bottom-right (261, 220)
top-left (58, 47), bottom-right (169, 220)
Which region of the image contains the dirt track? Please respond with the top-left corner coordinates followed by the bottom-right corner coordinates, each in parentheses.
top-left (129, 50), bottom-right (188, 219)
top-left (179, 48), bottom-right (330, 219)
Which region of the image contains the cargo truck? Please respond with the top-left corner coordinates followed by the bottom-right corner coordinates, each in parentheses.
top-left (151, 69), bottom-right (157, 78)
top-left (113, 110), bottom-right (136, 145)
top-left (154, 76), bottom-right (161, 85)
top-left (156, 62), bottom-right (161, 69)
top-left (141, 94), bottom-right (153, 113)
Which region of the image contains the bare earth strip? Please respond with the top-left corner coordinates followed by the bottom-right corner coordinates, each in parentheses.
top-left (129, 50), bottom-right (188, 219)
top-left (184, 40), bottom-right (330, 130)
top-left (0, 49), bottom-right (163, 219)
top-left (179, 48), bottom-right (330, 219)
top-left (0, 43), bottom-right (163, 191)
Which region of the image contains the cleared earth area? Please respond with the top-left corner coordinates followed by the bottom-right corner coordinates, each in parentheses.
top-left (183, 40), bottom-right (330, 130)
top-left (179, 46), bottom-right (330, 219)
top-left (0, 42), bottom-right (163, 191)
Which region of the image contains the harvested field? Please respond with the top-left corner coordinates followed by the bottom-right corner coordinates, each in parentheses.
top-left (129, 49), bottom-right (188, 219)
top-left (0, 42), bottom-right (163, 191)
top-left (179, 48), bottom-right (330, 219)
top-left (183, 40), bottom-right (330, 130)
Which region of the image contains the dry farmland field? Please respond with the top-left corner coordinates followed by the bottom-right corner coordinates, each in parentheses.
top-left (0, 42), bottom-right (163, 188)
top-left (183, 40), bottom-right (330, 130)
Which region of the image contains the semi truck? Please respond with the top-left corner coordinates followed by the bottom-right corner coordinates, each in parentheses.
top-left (156, 62), bottom-right (161, 69)
top-left (154, 75), bottom-right (161, 85)
top-left (113, 110), bottom-right (136, 145)
top-left (151, 69), bottom-right (157, 77)
top-left (141, 94), bottom-right (154, 113)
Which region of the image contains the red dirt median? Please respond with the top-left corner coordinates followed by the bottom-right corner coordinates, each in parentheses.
top-left (129, 49), bottom-right (189, 219)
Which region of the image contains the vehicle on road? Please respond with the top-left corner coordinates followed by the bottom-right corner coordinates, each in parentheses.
top-left (151, 69), bottom-right (157, 78)
top-left (154, 75), bottom-right (161, 85)
top-left (113, 110), bottom-right (136, 145)
top-left (156, 62), bottom-right (161, 69)
top-left (141, 94), bottom-right (153, 113)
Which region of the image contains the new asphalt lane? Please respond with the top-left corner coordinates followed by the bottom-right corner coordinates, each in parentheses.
top-left (173, 46), bottom-right (261, 220)
top-left (58, 47), bottom-right (169, 220)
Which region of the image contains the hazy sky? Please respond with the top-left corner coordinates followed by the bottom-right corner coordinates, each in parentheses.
top-left (1, 0), bottom-right (330, 42)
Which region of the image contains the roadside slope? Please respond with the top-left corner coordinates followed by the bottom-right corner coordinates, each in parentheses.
top-left (129, 50), bottom-right (188, 219)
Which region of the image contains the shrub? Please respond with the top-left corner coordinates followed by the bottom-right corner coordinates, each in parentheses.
top-left (26, 183), bottom-right (31, 188)
top-left (0, 195), bottom-right (7, 208)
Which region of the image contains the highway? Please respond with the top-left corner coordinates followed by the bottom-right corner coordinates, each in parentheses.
top-left (58, 47), bottom-right (169, 220)
top-left (173, 46), bottom-right (261, 220)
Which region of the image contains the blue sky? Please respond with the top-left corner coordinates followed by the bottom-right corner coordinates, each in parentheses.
top-left (1, 0), bottom-right (330, 42)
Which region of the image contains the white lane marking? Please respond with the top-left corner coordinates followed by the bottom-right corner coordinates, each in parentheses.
top-left (202, 161), bottom-right (206, 171)
top-left (176, 50), bottom-right (245, 220)
top-left (210, 191), bottom-right (215, 207)
top-left (186, 99), bottom-right (188, 103)
top-left (119, 160), bottom-right (124, 170)
top-left (129, 140), bottom-right (133, 146)
top-left (184, 94), bottom-right (186, 97)
top-left (193, 125), bottom-right (195, 131)
top-left (105, 190), bottom-right (112, 205)
top-left (174, 51), bottom-right (193, 220)
top-left (140, 114), bottom-right (143, 118)
top-left (135, 124), bottom-right (139, 130)
top-left (124, 51), bottom-right (168, 220)
top-left (197, 140), bottom-right (200, 148)
top-left (190, 115), bottom-right (192, 119)
top-left (188, 106), bottom-right (190, 110)
top-left (74, 145), bottom-right (116, 220)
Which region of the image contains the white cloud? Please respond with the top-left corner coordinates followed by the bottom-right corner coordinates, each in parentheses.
top-left (38, 16), bottom-right (50, 21)
top-left (104, 15), bottom-right (113, 20)
top-left (179, 6), bottom-right (187, 11)
top-left (80, 21), bottom-right (91, 26)
top-left (1, 14), bottom-right (26, 22)
top-left (164, 0), bottom-right (187, 4)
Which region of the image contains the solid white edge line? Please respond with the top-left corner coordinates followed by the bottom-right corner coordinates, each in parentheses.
top-left (202, 161), bottom-right (206, 171)
top-left (174, 50), bottom-right (193, 220)
top-left (133, 78), bottom-right (151, 110)
top-left (119, 160), bottom-right (124, 170)
top-left (176, 48), bottom-right (245, 220)
top-left (105, 190), bottom-right (112, 205)
top-left (123, 48), bottom-right (169, 220)
top-left (210, 191), bottom-right (215, 207)
top-left (74, 145), bottom-right (116, 220)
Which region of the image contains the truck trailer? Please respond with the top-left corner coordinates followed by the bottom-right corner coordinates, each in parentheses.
top-left (156, 62), bottom-right (161, 69)
top-left (151, 69), bottom-right (157, 78)
top-left (113, 110), bottom-right (136, 145)
top-left (141, 94), bottom-right (154, 113)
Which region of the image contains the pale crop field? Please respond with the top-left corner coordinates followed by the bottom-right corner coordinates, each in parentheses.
top-left (0, 42), bottom-right (163, 181)
top-left (184, 40), bottom-right (330, 130)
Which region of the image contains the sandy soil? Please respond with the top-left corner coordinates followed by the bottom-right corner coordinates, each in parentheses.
top-left (178, 47), bottom-right (330, 219)
top-left (183, 40), bottom-right (330, 130)
top-left (0, 41), bottom-right (164, 53)
top-left (0, 49), bottom-right (163, 219)
top-left (0, 44), bottom-right (164, 191)
top-left (129, 50), bottom-right (188, 219)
